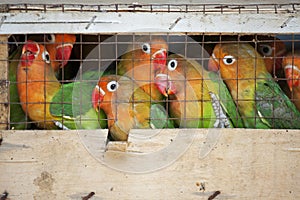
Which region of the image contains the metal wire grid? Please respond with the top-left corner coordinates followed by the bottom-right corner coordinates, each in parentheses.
top-left (5, 33), bottom-right (300, 130)
top-left (2, 3), bottom-right (300, 14)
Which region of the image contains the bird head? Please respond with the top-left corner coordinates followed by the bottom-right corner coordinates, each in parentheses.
top-left (282, 53), bottom-right (300, 91)
top-left (130, 37), bottom-right (168, 72)
top-left (46, 34), bottom-right (76, 67)
top-left (208, 43), bottom-right (266, 81)
top-left (20, 40), bottom-right (51, 68)
top-left (257, 37), bottom-right (286, 74)
top-left (154, 57), bottom-right (179, 97)
top-left (20, 40), bottom-right (40, 67)
top-left (92, 76), bottom-right (119, 112)
top-left (208, 44), bottom-right (237, 77)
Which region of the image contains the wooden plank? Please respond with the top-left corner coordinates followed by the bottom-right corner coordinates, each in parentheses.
top-left (0, 12), bottom-right (299, 34)
top-left (0, 35), bottom-right (8, 130)
top-left (0, 129), bottom-right (299, 199)
top-left (0, 0), bottom-right (296, 6)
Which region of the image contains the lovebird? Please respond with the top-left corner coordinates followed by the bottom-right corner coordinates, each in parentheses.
top-left (208, 43), bottom-right (300, 129)
top-left (17, 40), bottom-right (62, 129)
top-left (154, 54), bottom-right (242, 128)
top-left (17, 40), bottom-right (99, 130)
top-left (44, 34), bottom-right (76, 74)
top-left (17, 40), bottom-right (106, 130)
top-left (282, 50), bottom-right (300, 111)
top-left (117, 36), bottom-right (168, 102)
top-left (9, 34), bottom-right (76, 129)
top-left (92, 74), bottom-right (172, 141)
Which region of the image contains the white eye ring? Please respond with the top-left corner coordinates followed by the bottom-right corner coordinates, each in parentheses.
top-left (259, 44), bottom-right (273, 57)
top-left (107, 81), bottom-right (119, 92)
top-left (42, 50), bottom-right (51, 64)
top-left (167, 59), bottom-right (178, 71)
top-left (223, 55), bottom-right (236, 65)
top-left (46, 34), bottom-right (56, 43)
top-left (141, 43), bottom-right (151, 54)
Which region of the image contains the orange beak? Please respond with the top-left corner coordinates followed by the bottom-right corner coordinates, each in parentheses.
top-left (152, 48), bottom-right (167, 71)
top-left (284, 64), bottom-right (300, 91)
top-left (92, 85), bottom-right (105, 111)
top-left (207, 54), bottom-right (220, 72)
top-left (21, 40), bottom-right (39, 67)
top-left (56, 43), bottom-right (73, 67)
top-left (154, 73), bottom-right (176, 97)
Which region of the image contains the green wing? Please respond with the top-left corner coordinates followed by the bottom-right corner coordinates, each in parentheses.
top-left (203, 69), bottom-right (244, 128)
top-left (50, 83), bottom-right (76, 118)
top-left (256, 73), bottom-right (300, 129)
top-left (50, 71), bottom-right (107, 130)
top-left (132, 84), bottom-right (175, 129)
top-left (150, 104), bottom-right (176, 128)
top-left (9, 46), bottom-right (32, 129)
top-left (72, 78), bottom-right (107, 129)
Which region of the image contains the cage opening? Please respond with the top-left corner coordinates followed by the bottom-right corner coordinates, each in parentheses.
top-left (4, 33), bottom-right (300, 140)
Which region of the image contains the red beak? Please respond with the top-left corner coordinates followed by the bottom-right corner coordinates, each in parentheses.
top-left (92, 85), bottom-right (105, 111)
top-left (56, 44), bottom-right (73, 67)
top-left (284, 64), bottom-right (300, 91)
top-left (207, 54), bottom-right (220, 72)
top-left (21, 40), bottom-right (39, 67)
top-left (152, 49), bottom-right (167, 71)
top-left (154, 73), bottom-right (176, 97)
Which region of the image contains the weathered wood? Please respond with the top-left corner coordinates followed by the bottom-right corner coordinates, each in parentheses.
top-left (0, 129), bottom-right (299, 199)
top-left (0, 12), bottom-right (299, 34)
top-left (0, 35), bottom-right (8, 130)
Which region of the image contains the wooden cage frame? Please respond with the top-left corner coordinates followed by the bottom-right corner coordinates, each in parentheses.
top-left (0, 1), bottom-right (299, 199)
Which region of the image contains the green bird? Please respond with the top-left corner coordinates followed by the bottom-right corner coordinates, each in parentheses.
top-left (50, 80), bottom-right (107, 130)
top-left (208, 43), bottom-right (300, 129)
top-left (154, 54), bottom-right (240, 128)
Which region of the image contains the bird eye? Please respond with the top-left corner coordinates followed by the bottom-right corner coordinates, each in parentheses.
top-left (42, 50), bottom-right (51, 64)
top-left (107, 81), bottom-right (119, 92)
top-left (141, 43), bottom-right (151, 54)
top-left (167, 59), bottom-right (178, 71)
top-left (259, 44), bottom-right (272, 56)
top-left (46, 34), bottom-right (56, 43)
top-left (223, 55), bottom-right (236, 65)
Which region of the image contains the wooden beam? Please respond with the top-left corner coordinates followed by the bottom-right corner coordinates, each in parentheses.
top-left (0, 35), bottom-right (8, 130)
top-left (0, 129), bottom-right (299, 199)
top-left (0, 12), bottom-right (299, 34)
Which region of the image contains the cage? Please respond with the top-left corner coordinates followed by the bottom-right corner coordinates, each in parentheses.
top-left (0, 1), bottom-right (299, 199)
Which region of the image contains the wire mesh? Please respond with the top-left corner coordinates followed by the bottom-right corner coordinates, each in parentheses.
top-left (2, 3), bottom-right (299, 14)
top-left (4, 32), bottom-right (300, 135)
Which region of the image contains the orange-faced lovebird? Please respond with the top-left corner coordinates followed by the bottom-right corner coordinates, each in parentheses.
top-left (16, 40), bottom-right (82, 129)
top-left (45, 34), bottom-right (76, 73)
top-left (10, 34), bottom-right (75, 129)
top-left (92, 75), bottom-right (152, 141)
top-left (208, 43), bottom-right (300, 129)
top-left (154, 54), bottom-right (243, 128)
top-left (282, 51), bottom-right (300, 111)
top-left (92, 74), bottom-right (173, 141)
top-left (117, 36), bottom-right (168, 102)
